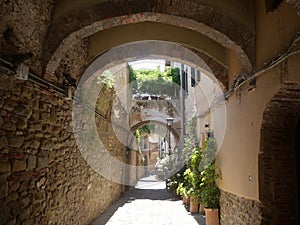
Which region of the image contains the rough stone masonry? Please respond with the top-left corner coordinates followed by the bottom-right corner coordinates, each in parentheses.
top-left (0, 73), bottom-right (127, 225)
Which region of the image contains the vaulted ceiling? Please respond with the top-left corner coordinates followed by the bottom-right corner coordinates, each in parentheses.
top-left (0, 0), bottom-right (299, 90)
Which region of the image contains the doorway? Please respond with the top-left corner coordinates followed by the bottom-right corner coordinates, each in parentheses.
top-left (295, 120), bottom-right (300, 224)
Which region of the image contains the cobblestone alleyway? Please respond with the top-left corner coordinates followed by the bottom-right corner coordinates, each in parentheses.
top-left (91, 174), bottom-right (205, 225)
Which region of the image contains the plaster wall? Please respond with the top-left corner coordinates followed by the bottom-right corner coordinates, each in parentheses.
top-left (255, 1), bottom-right (300, 67)
top-left (88, 22), bottom-right (226, 67)
top-left (217, 1), bottom-right (300, 199)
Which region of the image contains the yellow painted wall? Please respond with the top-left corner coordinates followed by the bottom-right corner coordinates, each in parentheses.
top-left (255, 1), bottom-right (300, 68)
top-left (217, 1), bottom-right (300, 199)
top-left (88, 22), bottom-right (226, 67)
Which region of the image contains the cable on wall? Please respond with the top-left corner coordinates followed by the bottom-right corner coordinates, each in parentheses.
top-left (225, 32), bottom-right (300, 99)
top-left (0, 56), bottom-right (109, 122)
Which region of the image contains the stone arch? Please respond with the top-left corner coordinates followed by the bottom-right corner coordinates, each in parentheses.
top-left (79, 40), bottom-right (226, 90)
top-left (130, 120), bottom-right (180, 144)
top-left (130, 99), bottom-right (181, 128)
top-left (259, 82), bottom-right (300, 225)
top-left (45, 8), bottom-right (254, 77)
top-left (131, 119), bottom-right (181, 139)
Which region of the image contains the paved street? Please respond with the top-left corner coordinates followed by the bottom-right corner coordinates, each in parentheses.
top-left (91, 174), bottom-right (205, 225)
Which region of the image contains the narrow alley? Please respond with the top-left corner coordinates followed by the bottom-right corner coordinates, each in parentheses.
top-left (91, 174), bottom-right (205, 225)
top-left (1, 1), bottom-right (300, 225)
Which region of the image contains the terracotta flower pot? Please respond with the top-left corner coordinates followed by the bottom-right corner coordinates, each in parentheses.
top-left (199, 204), bottom-right (205, 215)
top-left (189, 195), bottom-right (199, 213)
top-left (204, 208), bottom-right (219, 225)
top-left (182, 195), bottom-right (189, 204)
top-left (172, 189), bottom-right (177, 197)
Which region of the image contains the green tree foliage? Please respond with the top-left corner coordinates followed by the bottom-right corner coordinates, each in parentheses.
top-left (134, 124), bottom-right (156, 140)
top-left (182, 115), bottom-right (199, 166)
top-left (130, 66), bottom-right (180, 96)
top-left (97, 70), bottom-right (115, 89)
top-left (129, 66), bottom-right (138, 93)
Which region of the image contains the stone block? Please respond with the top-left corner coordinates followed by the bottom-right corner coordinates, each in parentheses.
top-left (35, 191), bottom-right (46, 202)
top-left (5, 192), bottom-right (19, 202)
top-left (41, 140), bottom-right (54, 150)
top-left (0, 174), bottom-right (7, 183)
top-left (31, 111), bottom-right (39, 120)
top-left (0, 180), bottom-right (8, 197)
top-left (19, 180), bottom-right (29, 192)
top-left (2, 121), bottom-right (16, 131)
top-left (3, 101), bottom-right (16, 112)
top-left (12, 159), bottom-right (26, 172)
top-left (25, 140), bottom-right (40, 150)
top-left (27, 155), bottom-right (36, 170)
top-left (13, 105), bottom-right (31, 117)
top-left (48, 151), bottom-right (55, 163)
top-left (36, 177), bottom-right (46, 189)
top-left (9, 180), bottom-right (20, 193)
top-left (50, 109), bottom-right (57, 123)
top-left (8, 136), bottom-right (25, 148)
top-left (0, 160), bottom-right (11, 173)
top-left (16, 118), bottom-right (27, 130)
top-left (21, 88), bottom-right (33, 99)
top-left (40, 112), bottom-right (50, 121)
top-left (29, 124), bottom-right (42, 132)
top-left (37, 157), bottom-right (48, 169)
top-left (0, 76), bottom-right (14, 90)
top-left (0, 136), bottom-right (8, 149)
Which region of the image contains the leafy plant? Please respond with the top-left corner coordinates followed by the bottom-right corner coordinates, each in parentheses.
top-left (130, 66), bottom-right (180, 96)
top-left (167, 172), bottom-right (183, 191)
top-left (182, 116), bottom-right (198, 166)
top-left (190, 146), bottom-right (204, 200)
top-left (200, 164), bottom-right (221, 209)
top-left (97, 70), bottom-right (115, 89)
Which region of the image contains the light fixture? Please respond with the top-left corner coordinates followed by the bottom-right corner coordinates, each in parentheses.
top-left (15, 63), bottom-right (29, 80)
top-left (204, 123), bottom-right (213, 137)
top-left (65, 86), bottom-right (72, 100)
top-left (166, 117), bottom-right (174, 126)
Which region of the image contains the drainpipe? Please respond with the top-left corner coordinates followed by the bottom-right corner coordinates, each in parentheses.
top-left (180, 63), bottom-right (186, 146)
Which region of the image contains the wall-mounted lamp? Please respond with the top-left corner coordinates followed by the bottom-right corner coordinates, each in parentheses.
top-left (65, 86), bottom-right (73, 100)
top-left (15, 63), bottom-right (29, 80)
top-left (204, 123), bottom-right (213, 138)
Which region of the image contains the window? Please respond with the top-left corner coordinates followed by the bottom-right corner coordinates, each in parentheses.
top-left (196, 70), bottom-right (201, 82)
top-left (191, 68), bottom-right (196, 87)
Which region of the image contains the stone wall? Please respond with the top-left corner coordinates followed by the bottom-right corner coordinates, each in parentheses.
top-left (0, 0), bottom-right (55, 74)
top-left (0, 73), bottom-right (126, 225)
top-left (220, 190), bottom-right (263, 225)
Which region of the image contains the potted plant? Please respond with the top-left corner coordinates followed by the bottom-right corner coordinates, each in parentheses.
top-left (166, 173), bottom-right (181, 197)
top-left (176, 182), bottom-right (189, 204)
top-left (182, 168), bottom-right (200, 213)
top-left (198, 137), bottom-right (221, 224)
top-left (200, 164), bottom-right (221, 225)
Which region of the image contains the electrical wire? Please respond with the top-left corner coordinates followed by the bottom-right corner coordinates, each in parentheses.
top-left (225, 32), bottom-right (300, 99)
top-left (0, 57), bottom-right (109, 122)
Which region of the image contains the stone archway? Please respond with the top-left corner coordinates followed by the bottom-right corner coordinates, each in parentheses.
top-left (259, 82), bottom-right (300, 225)
top-left (79, 40), bottom-right (224, 88)
top-left (45, 1), bottom-right (255, 76)
top-left (130, 120), bottom-right (181, 147)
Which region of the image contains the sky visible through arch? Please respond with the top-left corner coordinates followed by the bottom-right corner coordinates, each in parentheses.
top-left (129, 59), bottom-right (166, 72)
